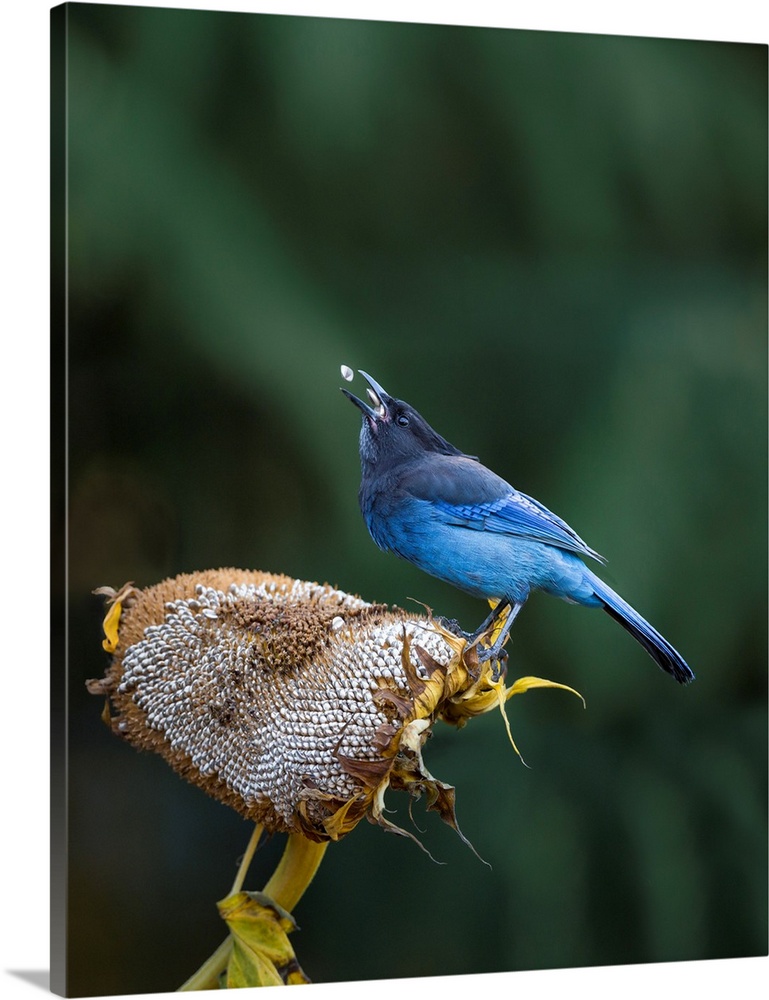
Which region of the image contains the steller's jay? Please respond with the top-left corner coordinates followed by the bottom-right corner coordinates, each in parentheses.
top-left (342, 369), bottom-right (693, 685)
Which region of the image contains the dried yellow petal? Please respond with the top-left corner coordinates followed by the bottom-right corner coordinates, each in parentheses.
top-left (100, 600), bottom-right (122, 653)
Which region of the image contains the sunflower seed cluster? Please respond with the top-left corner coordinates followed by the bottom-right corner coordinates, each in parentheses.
top-left (92, 571), bottom-right (456, 837)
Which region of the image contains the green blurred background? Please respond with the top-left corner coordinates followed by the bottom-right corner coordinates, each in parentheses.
top-left (59, 3), bottom-right (767, 995)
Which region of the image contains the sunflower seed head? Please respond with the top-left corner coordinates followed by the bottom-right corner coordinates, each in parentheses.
top-left (88, 568), bottom-right (503, 846)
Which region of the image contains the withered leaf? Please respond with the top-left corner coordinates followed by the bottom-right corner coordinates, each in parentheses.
top-left (217, 890), bottom-right (310, 988)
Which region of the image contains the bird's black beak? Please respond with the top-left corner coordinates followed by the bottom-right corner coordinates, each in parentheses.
top-left (341, 370), bottom-right (393, 427)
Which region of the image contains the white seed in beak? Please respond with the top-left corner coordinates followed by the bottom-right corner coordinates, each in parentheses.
top-left (340, 364), bottom-right (354, 382)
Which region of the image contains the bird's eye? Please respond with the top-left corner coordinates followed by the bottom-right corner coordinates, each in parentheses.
top-left (396, 414), bottom-right (410, 427)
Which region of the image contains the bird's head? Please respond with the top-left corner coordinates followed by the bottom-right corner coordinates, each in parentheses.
top-left (341, 369), bottom-right (465, 470)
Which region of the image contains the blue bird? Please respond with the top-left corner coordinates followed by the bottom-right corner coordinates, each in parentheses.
top-left (342, 369), bottom-right (693, 685)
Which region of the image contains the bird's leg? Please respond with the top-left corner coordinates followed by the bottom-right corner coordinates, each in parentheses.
top-left (475, 600), bottom-right (524, 666)
top-left (440, 599), bottom-right (522, 680)
top-left (436, 602), bottom-right (502, 641)
top-left (435, 598), bottom-right (509, 651)
top-left (467, 602), bottom-right (507, 643)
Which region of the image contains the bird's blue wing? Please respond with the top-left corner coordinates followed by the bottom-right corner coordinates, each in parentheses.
top-left (437, 492), bottom-right (605, 563)
top-left (400, 454), bottom-right (605, 563)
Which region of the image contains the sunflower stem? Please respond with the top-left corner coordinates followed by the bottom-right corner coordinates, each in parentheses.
top-left (229, 822), bottom-right (264, 895)
top-left (178, 822), bottom-right (263, 991)
top-left (263, 833), bottom-right (328, 913)
top-left (177, 936), bottom-right (233, 991)
top-left (178, 829), bottom-right (328, 990)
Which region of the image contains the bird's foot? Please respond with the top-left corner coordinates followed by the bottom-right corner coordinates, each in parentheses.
top-left (435, 615), bottom-right (509, 683)
top-left (491, 649), bottom-right (508, 682)
top-left (435, 616), bottom-right (473, 640)
top-left (476, 644), bottom-right (508, 682)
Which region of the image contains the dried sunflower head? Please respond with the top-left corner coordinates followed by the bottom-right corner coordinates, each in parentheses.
top-left (88, 568), bottom-right (581, 851)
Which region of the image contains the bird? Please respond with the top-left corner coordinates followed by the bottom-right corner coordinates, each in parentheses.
top-left (341, 369), bottom-right (693, 685)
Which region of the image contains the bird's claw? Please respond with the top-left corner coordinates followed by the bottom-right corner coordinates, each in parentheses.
top-left (435, 616), bottom-right (472, 640)
top-left (477, 644), bottom-right (508, 682)
top-left (491, 648), bottom-right (508, 682)
top-left (435, 615), bottom-right (509, 682)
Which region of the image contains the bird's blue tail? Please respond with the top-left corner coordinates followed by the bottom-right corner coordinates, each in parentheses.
top-left (587, 572), bottom-right (694, 685)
